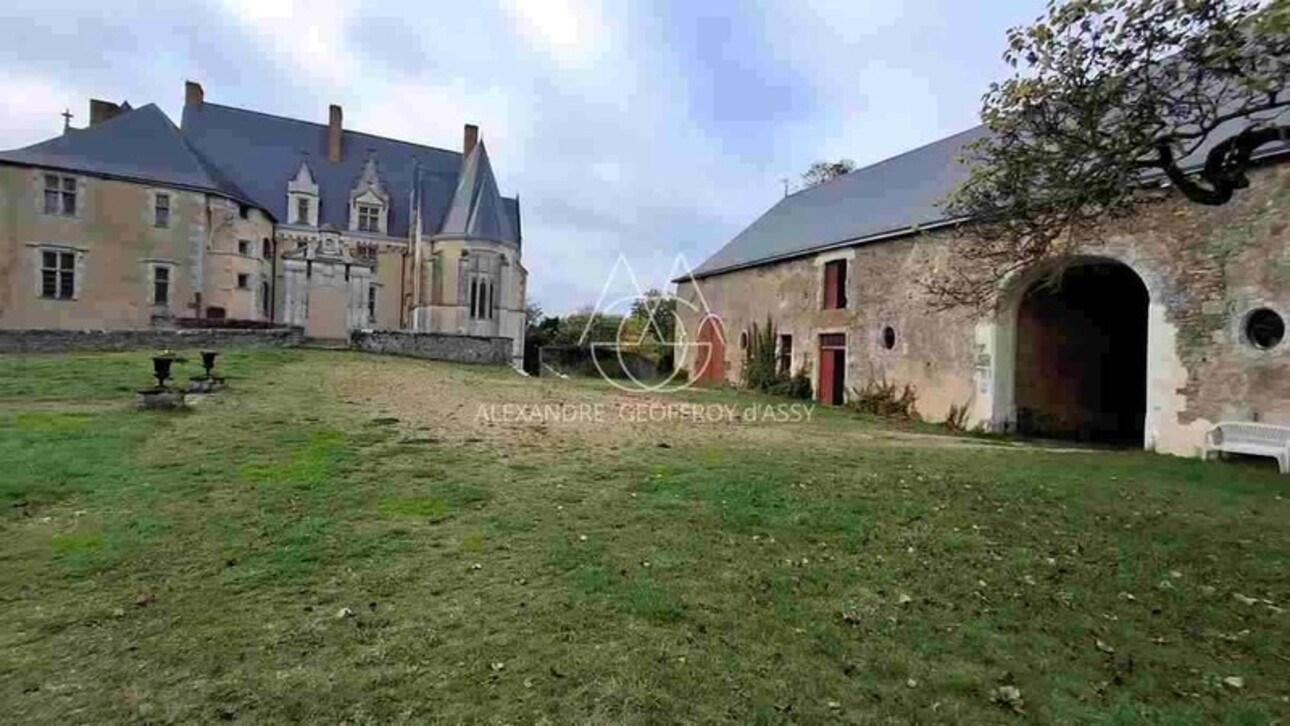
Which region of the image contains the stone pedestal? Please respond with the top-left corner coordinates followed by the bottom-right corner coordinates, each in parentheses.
top-left (136, 387), bottom-right (187, 410)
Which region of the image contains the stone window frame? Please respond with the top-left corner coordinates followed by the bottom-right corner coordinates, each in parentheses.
top-left (144, 260), bottom-right (176, 308)
top-left (237, 239), bottom-right (253, 257)
top-left (814, 248), bottom-right (855, 311)
top-left (469, 275), bottom-right (495, 320)
top-left (822, 259), bottom-right (848, 310)
top-left (879, 324), bottom-right (898, 351)
top-left (42, 172), bottom-right (79, 217)
top-left (153, 192), bottom-right (171, 228)
top-left (237, 273), bottom-right (251, 291)
top-left (31, 244), bottom-right (83, 301)
top-left (1241, 306), bottom-right (1286, 351)
top-left (777, 333), bottom-right (793, 375)
top-left (367, 284), bottom-right (378, 324)
top-left (356, 203), bottom-right (382, 234)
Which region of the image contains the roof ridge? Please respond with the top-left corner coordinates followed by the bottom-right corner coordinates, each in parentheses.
top-left (198, 101), bottom-right (462, 158)
top-left (787, 124), bottom-right (984, 199)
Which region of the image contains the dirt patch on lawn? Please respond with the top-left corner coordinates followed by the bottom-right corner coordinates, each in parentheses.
top-left (323, 356), bottom-right (1026, 453)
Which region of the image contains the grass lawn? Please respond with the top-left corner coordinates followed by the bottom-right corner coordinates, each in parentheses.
top-left (0, 349), bottom-right (1287, 724)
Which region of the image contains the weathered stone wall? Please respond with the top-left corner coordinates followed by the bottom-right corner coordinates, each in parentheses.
top-left (350, 329), bottom-right (511, 365)
top-left (677, 237), bottom-right (980, 423)
top-left (0, 167), bottom-right (208, 328)
top-left (201, 197), bottom-right (275, 322)
top-left (0, 326), bottom-right (305, 354)
top-left (677, 161), bottom-right (1290, 457)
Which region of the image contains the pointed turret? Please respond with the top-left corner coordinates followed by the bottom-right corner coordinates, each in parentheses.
top-left (437, 140), bottom-right (514, 242)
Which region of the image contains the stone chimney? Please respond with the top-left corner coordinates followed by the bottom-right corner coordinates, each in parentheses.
top-left (185, 80), bottom-right (204, 107)
top-left (328, 104), bottom-right (343, 163)
top-left (88, 99), bottom-right (122, 126)
top-left (463, 124), bottom-right (479, 159)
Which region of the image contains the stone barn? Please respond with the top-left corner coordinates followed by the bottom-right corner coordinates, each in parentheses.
top-left (675, 126), bottom-right (1289, 458)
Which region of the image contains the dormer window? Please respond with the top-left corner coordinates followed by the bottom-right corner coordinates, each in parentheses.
top-left (357, 204), bottom-right (380, 233)
top-left (348, 155), bottom-right (390, 235)
top-left (287, 159), bottom-right (318, 227)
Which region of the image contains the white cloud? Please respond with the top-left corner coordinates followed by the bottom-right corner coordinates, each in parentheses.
top-left (0, 0), bottom-right (1048, 314)
top-left (499, 0), bottom-right (607, 71)
top-left (0, 70), bottom-right (86, 145)
top-left (217, 0), bottom-right (363, 90)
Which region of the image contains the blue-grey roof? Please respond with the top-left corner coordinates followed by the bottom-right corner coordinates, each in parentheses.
top-left (689, 113), bottom-right (1290, 279)
top-left (180, 101), bottom-right (520, 243)
top-left (691, 126), bottom-right (987, 278)
top-left (437, 141), bottom-right (518, 244)
top-left (0, 104), bottom-right (257, 206)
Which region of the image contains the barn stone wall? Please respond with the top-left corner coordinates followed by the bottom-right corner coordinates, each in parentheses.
top-left (677, 162), bottom-right (1290, 458)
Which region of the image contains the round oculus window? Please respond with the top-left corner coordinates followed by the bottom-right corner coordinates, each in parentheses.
top-left (881, 326), bottom-right (897, 350)
top-left (1245, 308), bottom-right (1285, 350)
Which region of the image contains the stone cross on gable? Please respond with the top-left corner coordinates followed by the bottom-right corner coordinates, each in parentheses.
top-left (61, 109), bottom-right (74, 131)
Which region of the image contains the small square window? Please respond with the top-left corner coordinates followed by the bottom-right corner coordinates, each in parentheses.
top-left (43, 174), bottom-right (77, 216)
top-left (238, 239), bottom-right (251, 256)
top-left (154, 193), bottom-right (171, 228)
top-left (239, 204), bottom-right (250, 219)
top-left (237, 273), bottom-right (250, 290)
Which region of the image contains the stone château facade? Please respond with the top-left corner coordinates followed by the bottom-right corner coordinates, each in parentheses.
top-left (0, 81), bottom-right (526, 364)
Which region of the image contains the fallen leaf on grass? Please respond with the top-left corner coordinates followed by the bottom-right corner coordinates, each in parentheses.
top-left (991, 685), bottom-right (1025, 713)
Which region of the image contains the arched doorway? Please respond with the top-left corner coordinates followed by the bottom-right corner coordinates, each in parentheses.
top-left (1014, 259), bottom-right (1149, 444)
top-left (694, 315), bottom-right (726, 385)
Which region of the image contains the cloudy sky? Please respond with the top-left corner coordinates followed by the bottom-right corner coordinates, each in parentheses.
top-left (0, 0), bottom-right (1046, 314)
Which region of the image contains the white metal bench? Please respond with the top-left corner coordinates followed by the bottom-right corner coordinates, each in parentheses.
top-left (1204, 422), bottom-right (1290, 474)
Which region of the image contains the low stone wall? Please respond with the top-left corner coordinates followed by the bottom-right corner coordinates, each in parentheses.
top-left (350, 329), bottom-right (511, 365)
top-left (539, 345), bottom-right (661, 380)
top-left (0, 327), bottom-right (305, 354)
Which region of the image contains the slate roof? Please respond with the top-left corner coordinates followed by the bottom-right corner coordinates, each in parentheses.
top-left (181, 102), bottom-right (521, 244)
top-left (690, 114), bottom-right (1290, 280)
top-left (438, 141), bottom-right (518, 242)
top-left (690, 126), bottom-right (988, 279)
top-left (0, 104), bottom-right (257, 206)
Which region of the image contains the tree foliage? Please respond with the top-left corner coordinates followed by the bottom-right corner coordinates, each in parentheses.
top-left (927, 0), bottom-right (1290, 311)
top-left (802, 159), bottom-right (857, 188)
top-left (629, 288), bottom-right (677, 344)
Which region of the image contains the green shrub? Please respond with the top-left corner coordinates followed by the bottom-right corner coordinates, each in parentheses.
top-left (768, 367), bottom-right (813, 400)
top-left (945, 402), bottom-right (970, 432)
top-left (740, 318), bottom-right (780, 393)
top-left (847, 378), bottom-right (919, 419)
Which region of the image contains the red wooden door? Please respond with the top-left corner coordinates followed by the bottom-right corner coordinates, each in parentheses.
top-left (818, 334), bottom-right (846, 405)
top-left (695, 316), bottom-right (726, 385)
